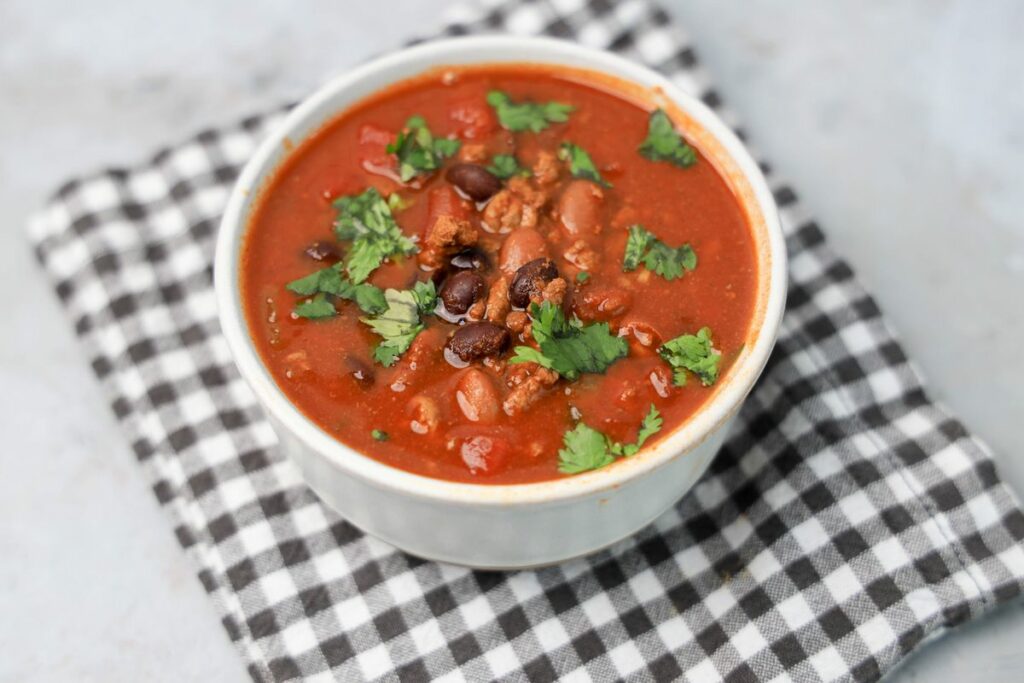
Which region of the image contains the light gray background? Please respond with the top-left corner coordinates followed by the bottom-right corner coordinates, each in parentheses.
top-left (1, 1), bottom-right (1021, 681)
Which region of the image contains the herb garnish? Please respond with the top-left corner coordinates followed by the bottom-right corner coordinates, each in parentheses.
top-left (292, 292), bottom-right (337, 319)
top-left (371, 429), bottom-right (389, 442)
top-left (486, 91), bottom-right (573, 132)
top-left (575, 272), bottom-right (590, 284)
top-left (558, 142), bottom-right (612, 187)
top-left (638, 109), bottom-right (697, 168)
top-left (486, 154), bottom-right (531, 180)
top-left (386, 115), bottom-right (461, 183)
top-left (622, 224), bottom-right (697, 281)
top-left (360, 281), bottom-right (437, 367)
top-left (558, 404), bottom-right (663, 474)
top-left (333, 188), bottom-right (417, 284)
top-left (286, 264), bottom-right (387, 318)
top-left (658, 327), bottom-right (721, 387)
top-left (509, 301), bottom-right (627, 380)
top-left (387, 193), bottom-right (411, 212)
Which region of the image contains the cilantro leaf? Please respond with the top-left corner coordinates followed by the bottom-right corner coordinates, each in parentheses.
top-left (286, 264), bottom-right (387, 315)
top-left (508, 301), bottom-right (627, 380)
top-left (558, 404), bottom-right (663, 474)
top-left (387, 192), bottom-right (411, 212)
top-left (622, 224), bottom-right (696, 281)
top-left (360, 286), bottom-right (435, 367)
top-left (386, 115), bottom-right (461, 183)
top-left (506, 345), bottom-right (552, 370)
top-left (432, 137), bottom-right (461, 158)
top-left (658, 327), bottom-right (721, 387)
top-left (558, 422), bottom-right (616, 474)
top-left (486, 154), bottom-right (531, 180)
top-left (371, 429), bottom-right (389, 441)
top-left (638, 108), bottom-right (697, 168)
top-left (293, 292), bottom-right (337, 319)
top-left (617, 404), bottom-right (663, 457)
top-left (622, 226), bottom-right (653, 272)
top-left (410, 280), bottom-right (438, 315)
top-left (644, 240), bottom-right (697, 280)
top-left (333, 188), bottom-right (417, 283)
top-left (286, 268), bottom-right (332, 297)
top-left (486, 91), bottom-right (573, 133)
top-left (339, 280), bottom-right (387, 315)
top-left (575, 272), bottom-right (590, 284)
top-left (558, 142), bottom-right (612, 187)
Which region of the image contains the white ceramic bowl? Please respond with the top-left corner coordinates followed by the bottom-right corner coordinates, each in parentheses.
top-left (215, 36), bottom-right (786, 569)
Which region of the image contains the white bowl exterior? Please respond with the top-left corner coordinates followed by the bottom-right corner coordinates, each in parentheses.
top-left (278, 410), bottom-right (732, 568)
top-left (215, 37), bottom-right (786, 568)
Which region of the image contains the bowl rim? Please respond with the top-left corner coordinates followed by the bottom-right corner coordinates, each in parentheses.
top-left (214, 35), bottom-right (787, 507)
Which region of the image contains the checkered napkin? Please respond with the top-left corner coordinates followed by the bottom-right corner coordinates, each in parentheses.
top-left (27, 0), bottom-right (1024, 681)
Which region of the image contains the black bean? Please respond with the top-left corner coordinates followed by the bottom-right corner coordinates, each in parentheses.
top-left (449, 247), bottom-right (490, 272)
top-left (304, 240), bottom-right (341, 262)
top-left (446, 322), bottom-right (510, 361)
top-left (446, 163), bottom-right (502, 201)
top-left (430, 247), bottom-right (491, 287)
top-left (439, 271), bottom-right (486, 315)
top-left (344, 356), bottom-right (375, 388)
top-left (510, 257), bottom-right (558, 308)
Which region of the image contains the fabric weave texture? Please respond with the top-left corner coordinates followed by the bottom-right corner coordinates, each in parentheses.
top-left (27, 0), bottom-right (1024, 681)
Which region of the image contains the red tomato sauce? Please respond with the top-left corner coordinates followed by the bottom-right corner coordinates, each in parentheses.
top-left (240, 65), bottom-right (758, 484)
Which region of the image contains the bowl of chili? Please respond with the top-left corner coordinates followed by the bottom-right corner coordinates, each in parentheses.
top-left (215, 36), bottom-right (787, 568)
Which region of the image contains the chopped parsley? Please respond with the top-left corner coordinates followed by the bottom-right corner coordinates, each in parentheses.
top-left (622, 225), bottom-right (697, 281)
top-left (333, 188), bottom-right (418, 284)
top-left (558, 142), bottom-right (612, 187)
top-left (558, 405), bottom-right (663, 474)
top-left (658, 327), bottom-right (721, 387)
top-left (286, 264), bottom-right (387, 317)
top-left (386, 115), bottom-right (461, 183)
top-left (486, 154), bottom-right (531, 180)
top-left (486, 91), bottom-right (573, 132)
top-left (575, 272), bottom-right (591, 284)
top-left (638, 108), bottom-right (697, 168)
top-left (371, 429), bottom-right (389, 442)
top-left (509, 301), bottom-right (627, 380)
top-left (360, 281), bottom-right (437, 367)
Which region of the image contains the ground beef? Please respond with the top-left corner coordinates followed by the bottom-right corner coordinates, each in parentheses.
top-left (418, 215), bottom-right (478, 270)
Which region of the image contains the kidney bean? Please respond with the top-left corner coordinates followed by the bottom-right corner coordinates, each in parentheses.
top-left (618, 318), bottom-right (662, 348)
top-left (407, 395), bottom-right (440, 435)
top-left (439, 271), bottom-right (486, 315)
top-left (455, 368), bottom-right (500, 423)
top-left (509, 258), bottom-right (559, 309)
top-left (649, 365), bottom-right (674, 399)
top-left (499, 227), bottom-right (549, 276)
top-left (460, 434), bottom-right (509, 475)
top-left (304, 240), bottom-right (340, 262)
top-left (446, 163), bottom-right (502, 201)
top-left (446, 322), bottom-right (510, 362)
top-left (557, 180), bottom-right (604, 238)
top-left (425, 185), bottom-right (470, 233)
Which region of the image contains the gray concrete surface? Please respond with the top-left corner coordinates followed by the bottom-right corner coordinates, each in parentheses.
top-left (1, 1), bottom-right (1021, 681)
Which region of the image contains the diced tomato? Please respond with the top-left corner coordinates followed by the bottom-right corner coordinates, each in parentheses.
top-left (449, 99), bottom-right (497, 140)
top-left (460, 435), bottom-right (509, 475)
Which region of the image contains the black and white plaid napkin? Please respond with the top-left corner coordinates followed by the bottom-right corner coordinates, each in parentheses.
top-left (28, 0), bottom-right (1024, 681)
